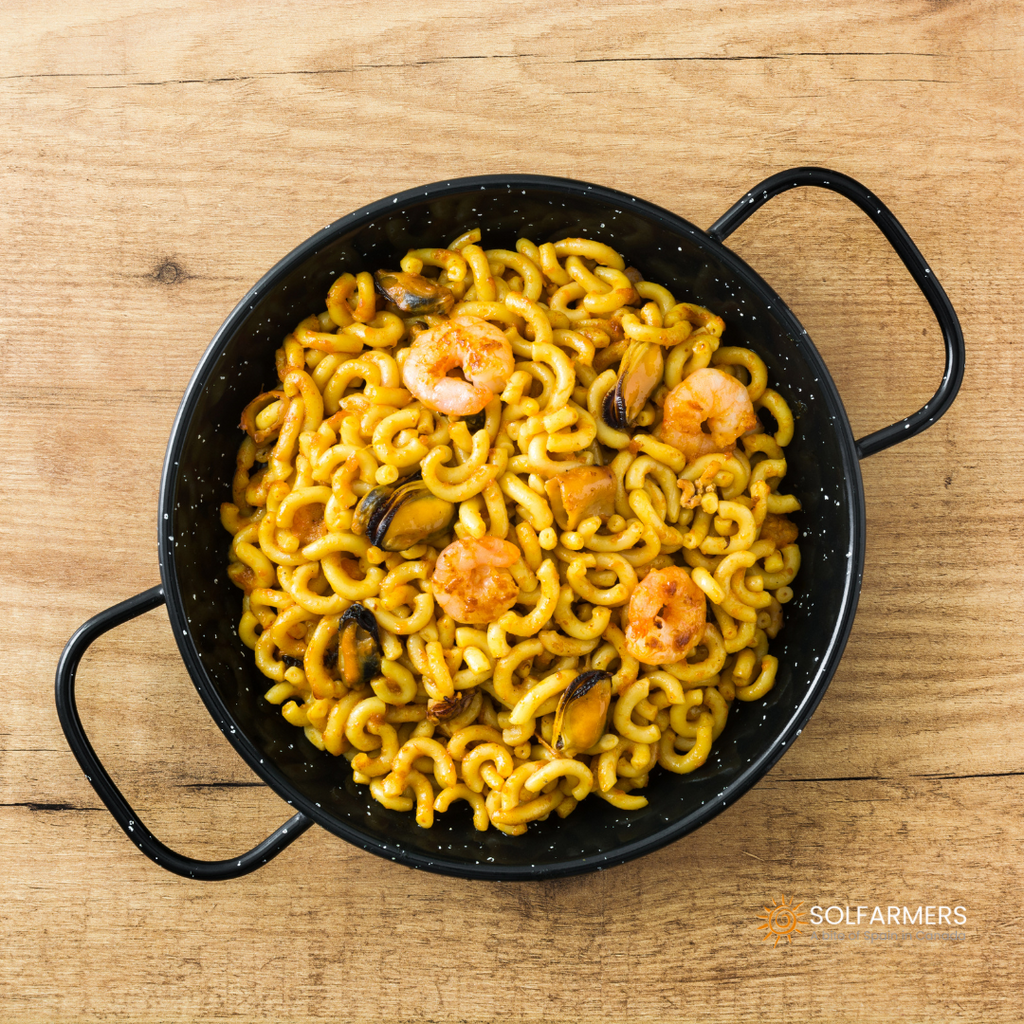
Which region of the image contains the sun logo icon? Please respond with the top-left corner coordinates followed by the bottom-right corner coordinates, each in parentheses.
top-left (756, 896), bottom-right (808, 946)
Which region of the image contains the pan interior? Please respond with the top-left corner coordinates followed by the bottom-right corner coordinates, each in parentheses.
top-left (161, 179), bottom-right (861, 876)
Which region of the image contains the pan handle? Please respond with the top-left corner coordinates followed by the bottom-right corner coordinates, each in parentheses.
top-left (706, 166), bottom-right (965, 460)
top-left (54, 585), bottom-right (314, 880)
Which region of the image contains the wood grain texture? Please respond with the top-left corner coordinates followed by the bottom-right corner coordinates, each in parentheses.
top-left (2, 2), bottom-right (1022, 1021)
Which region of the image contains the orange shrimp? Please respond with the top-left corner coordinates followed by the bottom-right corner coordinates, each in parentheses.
top-left (431, 537), bottom-right (521, 624)
top-left (401, 314), bottom-right (514, 415)
top-left (659, 367), bottom-right (758, 462)
top-left (624, 566), bottom-right (706, 665)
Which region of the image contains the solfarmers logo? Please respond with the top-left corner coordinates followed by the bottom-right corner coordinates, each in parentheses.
top-left (756, 899), bottom-right (968, 946)
top-left (756, 896), bottom-right (808, 946)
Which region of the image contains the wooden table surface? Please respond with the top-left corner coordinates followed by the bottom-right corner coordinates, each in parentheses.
top-left (2, 2), bottom-right (1021, 1021)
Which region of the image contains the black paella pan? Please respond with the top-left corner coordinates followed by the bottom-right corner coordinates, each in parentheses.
top-left (55, 168), bottom-right (964, 880)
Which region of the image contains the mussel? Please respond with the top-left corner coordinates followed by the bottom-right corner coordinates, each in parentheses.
top-left (337, 603), bottom-right (383, 687)
top-left (550, 670), bottom-right (613, 757)
top-left (352, 477), bottom-right (456, 552)
top-left (374, 270), bottom-right (454, 316)
top-left (545, 465), bottom-right (616, 531)
top-left (602, 340), bottom-right (664, 431)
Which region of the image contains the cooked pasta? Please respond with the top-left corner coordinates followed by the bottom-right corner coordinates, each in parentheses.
top-left (222, 230), bottom-right (801, 834)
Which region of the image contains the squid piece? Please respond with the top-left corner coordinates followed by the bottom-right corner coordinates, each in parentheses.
top-left (545, 465), bottom-right (616, 531)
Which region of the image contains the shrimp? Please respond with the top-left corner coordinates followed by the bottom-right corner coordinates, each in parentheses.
top-left (624, 566), bottom-right (706, 665)
top-left (431, 537), bottom-right (521, 624)
top-left (401, 314), bottom-right (514, 415)
top-left (659, 367), bottom-right (758, 462)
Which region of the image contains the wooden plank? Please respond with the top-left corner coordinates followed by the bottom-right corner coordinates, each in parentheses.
top-left (2, 774), bottom-right (1020, 1021)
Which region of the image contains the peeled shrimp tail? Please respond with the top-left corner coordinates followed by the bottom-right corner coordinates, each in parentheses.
top-left (659, 367), bottom-right (758, 462)
top-left (402, 315), bottom-right (515, 416)
top-left (431, 537), bottom-right (522, 625)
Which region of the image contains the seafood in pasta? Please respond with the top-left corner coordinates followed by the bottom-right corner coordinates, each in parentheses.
top-left (222, 230), bottom-right (801, 834)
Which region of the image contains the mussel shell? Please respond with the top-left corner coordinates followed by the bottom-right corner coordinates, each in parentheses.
top-left (459, 410), bottom-right (488, 434)
top-left (352, 478), bottom-right (456, 552)
top-left (340, 602), bottom-right (380, 644)
top-left (351, 485), bottom-right (395, 543)
top-left (374, 270), bottom-right (454, 315)
top-left (338, 603), bottom-right (382, 687)
top-left (602, 380), bottom-right (627, 431)
top-left (603, 340), bottom-right (664, 431)
top-left (551, 670), bottom-right (613, 756)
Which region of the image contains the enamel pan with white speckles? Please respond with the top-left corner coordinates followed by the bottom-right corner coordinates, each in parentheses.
top-left (56, 168), bottom-right (964, 881)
